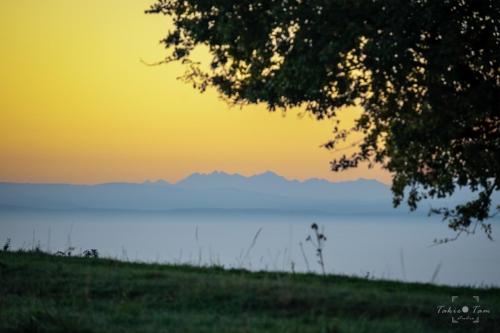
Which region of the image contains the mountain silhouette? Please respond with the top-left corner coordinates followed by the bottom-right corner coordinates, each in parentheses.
top-left (0, 171), bottom-right (488, 215)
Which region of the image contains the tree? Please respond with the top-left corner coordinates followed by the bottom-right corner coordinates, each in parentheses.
top-left (147, 0), bottom-right (500, 240)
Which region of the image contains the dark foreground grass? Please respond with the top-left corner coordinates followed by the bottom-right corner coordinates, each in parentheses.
top-left (0, 251), bottom-right (498, 333)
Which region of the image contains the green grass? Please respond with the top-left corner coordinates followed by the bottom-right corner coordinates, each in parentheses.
top-left (0, 251), bottom-right (498, 332)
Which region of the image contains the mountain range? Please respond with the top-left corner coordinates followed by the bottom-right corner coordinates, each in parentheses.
top-left (0, 171), bottom-right (493, 215)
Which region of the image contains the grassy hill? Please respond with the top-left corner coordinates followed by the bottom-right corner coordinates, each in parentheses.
top-left (0, 251), bottom-right (498, 333)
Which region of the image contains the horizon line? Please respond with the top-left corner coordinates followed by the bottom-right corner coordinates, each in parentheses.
top-left (0, 170), bottom-right (387, 187)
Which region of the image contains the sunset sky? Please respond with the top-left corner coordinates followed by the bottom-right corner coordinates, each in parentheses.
top-left (0, 0), bottom-right (390, 184)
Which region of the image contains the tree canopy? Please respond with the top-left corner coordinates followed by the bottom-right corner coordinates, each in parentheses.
top-left (147, 0), bottom-right (500, 240)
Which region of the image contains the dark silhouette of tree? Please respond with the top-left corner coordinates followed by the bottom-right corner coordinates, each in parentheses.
top-left (147, 0), bottom-right (500, 240)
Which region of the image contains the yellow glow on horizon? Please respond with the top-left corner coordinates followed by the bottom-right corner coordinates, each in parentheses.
top-left (0, 0), bottom-right (390, 184)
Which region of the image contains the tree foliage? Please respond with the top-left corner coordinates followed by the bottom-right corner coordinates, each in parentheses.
top-left (147, 0), bottom-right (500, 239)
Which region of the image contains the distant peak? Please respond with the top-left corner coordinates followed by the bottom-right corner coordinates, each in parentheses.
top-left (209, 170), bottom-right (232, 176)
top-left (253, 171), bottom-right (283, 178)
top-left (186, 171), bottom-right (235, 177)
top-left (176, 170), bottom-right (246, 185)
